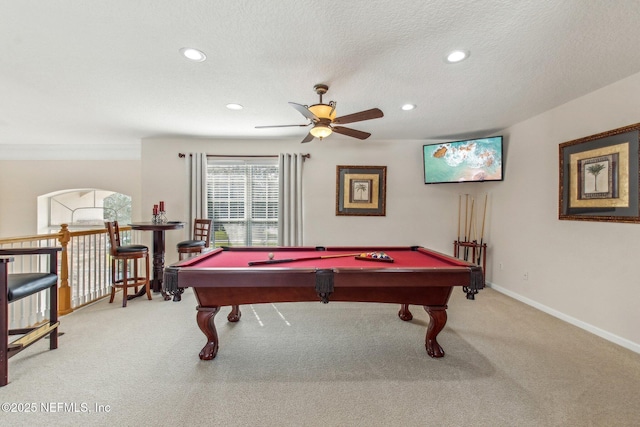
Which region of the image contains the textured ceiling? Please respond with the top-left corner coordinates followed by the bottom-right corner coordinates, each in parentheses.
top-left (2, 1), bottom-right (640, 147)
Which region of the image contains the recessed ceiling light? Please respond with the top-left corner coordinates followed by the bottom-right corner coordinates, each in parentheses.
top-left (226, 103), bottom-right (244, 110)
top-left (401, 104), bottom-right (416, 111)
top-left (179, 47), bottom-right (206, 62)
top-left (445, 50), bottom-right (469, 63)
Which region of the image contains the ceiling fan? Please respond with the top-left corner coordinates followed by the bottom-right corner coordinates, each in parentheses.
top-left (255, 84), bottom-right (384, 143)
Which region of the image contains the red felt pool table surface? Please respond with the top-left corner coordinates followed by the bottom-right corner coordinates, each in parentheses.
top-left (164, 245), bottom-right (483, 360)
top-left (178, 247), bottom-right (463, 269)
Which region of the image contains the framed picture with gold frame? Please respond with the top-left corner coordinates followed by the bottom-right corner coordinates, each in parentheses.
top-left (559, 122), bottom-right (640, 223)
top-left (336, 165), bottom-right (387, 216)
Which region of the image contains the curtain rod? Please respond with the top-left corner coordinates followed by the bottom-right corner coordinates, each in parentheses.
top-left (178, 153), bottom-right (310, 159)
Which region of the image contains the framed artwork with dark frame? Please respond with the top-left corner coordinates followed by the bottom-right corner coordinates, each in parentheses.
top-left (336, 165), bottom-right (387, 216)
top-left (559, 122), bottom-right (640, 223)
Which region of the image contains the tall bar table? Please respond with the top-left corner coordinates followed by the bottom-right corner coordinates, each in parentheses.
top-left (129, 221), bottom-right (185, 300)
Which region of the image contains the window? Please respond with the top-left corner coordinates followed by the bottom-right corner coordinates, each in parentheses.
top-left (207, 159), bottom-right (278, 246)
top-left (39, 189), bottom-right (132, 232)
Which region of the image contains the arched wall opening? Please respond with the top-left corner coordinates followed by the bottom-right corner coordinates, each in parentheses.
top-left (37, 189), bottom-right (132, 233)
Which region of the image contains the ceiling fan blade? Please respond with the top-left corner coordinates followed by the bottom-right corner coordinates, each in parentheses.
top-left (333, 108), bottom-right (383, 125)
top-left (332, 126), bottom-right (371, 140)
top-left (255, 124), bottom-right (310, 129)
top-left (289, 102), bottom-right (318, 121)
top-left (301, 132), bottom-right (315, 143)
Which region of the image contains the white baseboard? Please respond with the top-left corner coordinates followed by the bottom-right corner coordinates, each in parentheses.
top-left (486, 282), bottom-right (640, 355)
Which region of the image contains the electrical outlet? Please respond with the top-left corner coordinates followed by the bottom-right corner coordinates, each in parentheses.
top-left (523, 271), bottom-right (529, 281)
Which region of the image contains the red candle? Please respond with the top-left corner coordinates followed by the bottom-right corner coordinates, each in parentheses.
top-left (159, 201), bottom-right (165, 211)
top-left (153, 205), bottom-right (158, 215)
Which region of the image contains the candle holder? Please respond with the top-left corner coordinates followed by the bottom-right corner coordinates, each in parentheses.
top-left (155, 201), bottom-right (167, 224)
top-left (152, 204), bottom-right (159, 223)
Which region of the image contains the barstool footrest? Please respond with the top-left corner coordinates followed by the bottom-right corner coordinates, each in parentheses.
top-left (9, 322), bottom-right (60, 354)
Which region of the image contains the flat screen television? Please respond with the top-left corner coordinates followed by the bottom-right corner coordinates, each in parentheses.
top-left (423, 136), bottom-right (503, 184)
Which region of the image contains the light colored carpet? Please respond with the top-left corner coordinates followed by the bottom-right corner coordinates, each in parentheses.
top-left (2, 287), bottom-right (639, 426)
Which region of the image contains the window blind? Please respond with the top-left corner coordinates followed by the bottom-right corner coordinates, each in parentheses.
top-left (207, 159), bottom-right (279, 246)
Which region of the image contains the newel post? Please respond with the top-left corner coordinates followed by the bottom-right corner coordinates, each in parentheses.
top-left (57, 224), bottom-right (73, 315)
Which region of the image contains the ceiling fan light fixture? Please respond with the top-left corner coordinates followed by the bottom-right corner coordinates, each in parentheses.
top-left (256, 84), bottom-right (383, 143)
top-left (308, 104), bottom-right (336, 120)
top-left (310, 125), bottom-right (333, 139)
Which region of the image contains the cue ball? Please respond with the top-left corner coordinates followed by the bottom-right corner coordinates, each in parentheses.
top-left (268, 252), bottom-right (274, 260)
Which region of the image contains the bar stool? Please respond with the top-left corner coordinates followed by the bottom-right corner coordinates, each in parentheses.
top-left (105, 221), bottom-right (151, 307)
top-left (177, 219), bottom-right (212, 260)
top-left (0, 247), bottom-right (61, 386)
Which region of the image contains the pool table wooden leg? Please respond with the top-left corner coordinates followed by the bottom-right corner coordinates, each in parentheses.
top-left (196, 306), bottom-right (221, 360)
top-left (227, 305), bottom-right (241, 322)
top-left (423, 306), bottom-right (447, 358)
top-left (398, 304), bottom-right (413, 321)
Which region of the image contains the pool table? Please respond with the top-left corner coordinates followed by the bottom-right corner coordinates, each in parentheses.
top-left (164, 245), bottom-right (483, 360)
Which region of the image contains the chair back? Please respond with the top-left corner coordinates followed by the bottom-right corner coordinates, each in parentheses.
top-left (105, 221), bottom-right (121, 256)
top-left (193, 219), bottom-right (212, 247)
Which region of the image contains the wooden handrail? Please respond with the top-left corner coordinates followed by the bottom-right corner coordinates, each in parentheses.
top-left (1, 224), bottom-right (139, 327)
top-left (0, 232), bottom-right (62, 245)
top-left (0, 225), bottom-right (132, 245)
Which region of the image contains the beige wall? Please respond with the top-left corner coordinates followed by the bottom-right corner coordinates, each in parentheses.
top-left (140, 138), bottom-right (474, 266)
top-left (0, 160), bottom-right (141, 237)
top-left (490, 72), bottom-right (640, 351)
top-left (2, 71), bottom-right (639, 354)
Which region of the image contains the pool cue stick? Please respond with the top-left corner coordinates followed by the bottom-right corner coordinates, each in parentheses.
top-left (465, 197), bottom-right (474, 261)
top-left (472, 198), bottom-right (477, 242)
top-left (457, 194), bottom-right (461, 243)
top-left (463, 194), bottom-right (469, 260)
top-left (463, 194), bottom-right (469, 244)
top-left (477, 193), bottom-right (488, 265)
top-left (456, 194), bottom-right (462, 257)
top-left (248, 252), bottom-right (362, 266)
top-left (470, 199), bottom-right (477, 260)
